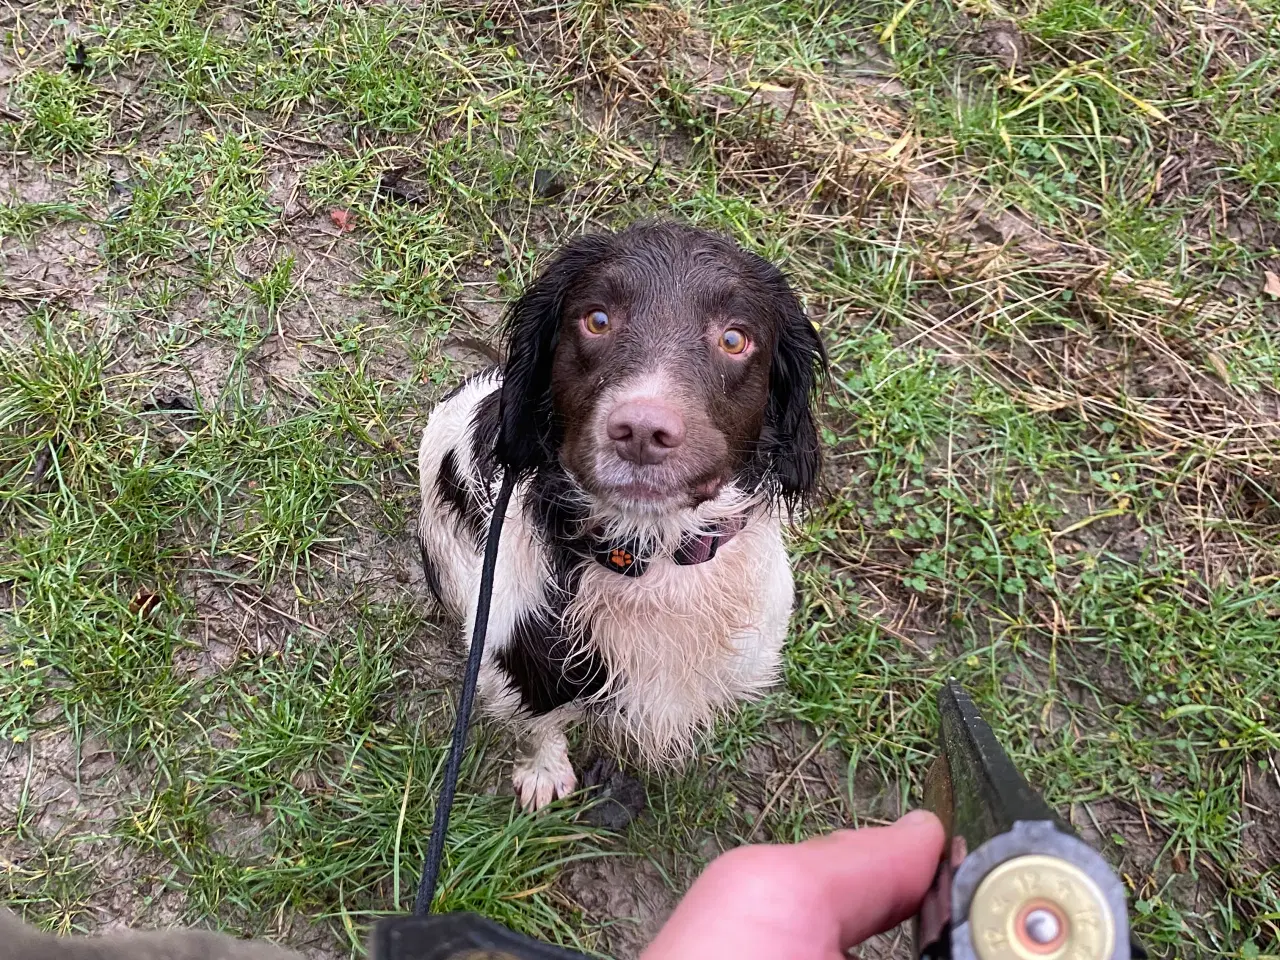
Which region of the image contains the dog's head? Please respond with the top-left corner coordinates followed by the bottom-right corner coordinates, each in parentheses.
top-left (496, 222), bottom-right (826, 516)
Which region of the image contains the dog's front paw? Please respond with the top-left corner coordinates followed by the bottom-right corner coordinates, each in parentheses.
top-left (513, 749), bottom-right (577, 812)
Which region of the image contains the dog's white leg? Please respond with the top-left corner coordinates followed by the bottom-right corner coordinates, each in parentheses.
top-left (511, 708), bottom-right (579, 812)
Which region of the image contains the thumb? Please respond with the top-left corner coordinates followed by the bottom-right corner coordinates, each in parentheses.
top-left (797, 809), bottom-right (946, 948)
top-left (641, 810), bottom-right (946, 960)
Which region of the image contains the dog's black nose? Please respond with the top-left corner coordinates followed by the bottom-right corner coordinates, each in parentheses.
top-left (607, 400), bottom-right (686, 465)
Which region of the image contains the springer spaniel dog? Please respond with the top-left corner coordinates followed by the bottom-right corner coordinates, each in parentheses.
top-left (417, 222), bottom-right (825, 811)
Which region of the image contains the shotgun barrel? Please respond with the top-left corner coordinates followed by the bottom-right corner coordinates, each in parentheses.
top-left (914, 679), bottom-right (1142, 960)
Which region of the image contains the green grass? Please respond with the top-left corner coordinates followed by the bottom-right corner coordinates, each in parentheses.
top-left (2, 69), bottom-right (110, 156)
top-left (1, 0), bottom-right (1279, 957)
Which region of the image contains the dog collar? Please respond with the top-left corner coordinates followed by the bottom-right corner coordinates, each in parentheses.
top-left (592, 519), bottom-right (746, 578)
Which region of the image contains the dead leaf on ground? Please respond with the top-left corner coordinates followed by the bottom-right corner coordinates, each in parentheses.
top-left (1264, 270), bottom-right (1280, 299)
top-left (329, 208), bottom-right (356, 232)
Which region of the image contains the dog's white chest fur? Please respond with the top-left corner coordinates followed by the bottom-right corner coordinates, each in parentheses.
top-left (568, 520), bottom-right (792, 758)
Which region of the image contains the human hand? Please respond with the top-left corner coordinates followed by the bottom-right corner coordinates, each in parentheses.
top-left (640, 810), bottom-right (945, 960)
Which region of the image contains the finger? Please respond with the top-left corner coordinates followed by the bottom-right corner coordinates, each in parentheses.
top-left (795, 810), bottom-right (946, 948)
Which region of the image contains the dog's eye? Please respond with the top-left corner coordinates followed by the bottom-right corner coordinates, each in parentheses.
top-left (719, 327), bottom-right (749, 355)
top-left (584, 310), bottom-right (611, 335)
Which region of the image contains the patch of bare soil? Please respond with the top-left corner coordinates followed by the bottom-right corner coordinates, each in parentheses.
top-left (960, 20), bottom-right (1029, 71)
top-left (1053, 491), bottom-right (1153, 566)
top-left (747, 723), bottom-right (906, 829)
top-left (1, 221), bottom-right (106, 313)
top-left (0, 162), bottom-right (63, 205)
top-left (0, 163), bottom-right (107, 318)
top-left (562, 856), bottom-right (676, 960)
top-left (0, 727), bottom-right (186, 933)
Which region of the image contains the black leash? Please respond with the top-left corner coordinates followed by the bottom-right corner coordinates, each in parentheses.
top-left (412, 470), bottom-right (517, 916)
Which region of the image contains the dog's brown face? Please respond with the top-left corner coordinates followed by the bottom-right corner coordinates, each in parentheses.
top-left (549, 238), bottom-right (779, 509)
top-left (497, 223), bottom-right (826, 514)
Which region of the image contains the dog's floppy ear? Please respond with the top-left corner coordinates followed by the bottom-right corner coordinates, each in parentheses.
top-left (496, 233), bottom-right (615, 475)
top-left (762, 275), bottom-right (827, 505)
